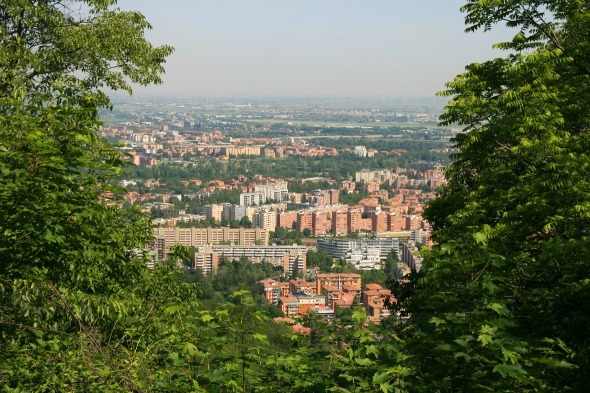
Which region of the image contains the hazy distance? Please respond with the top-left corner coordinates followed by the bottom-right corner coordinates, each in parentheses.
top-left (118, 0), bottom-right (514, 98)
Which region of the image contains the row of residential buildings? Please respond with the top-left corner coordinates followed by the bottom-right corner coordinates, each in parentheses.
top-left (355, 168), bottom-right (447, 189)
top-left (258, 274), bottom-right (393, 325)
top-left (150, 226), bottom-right (422, 275)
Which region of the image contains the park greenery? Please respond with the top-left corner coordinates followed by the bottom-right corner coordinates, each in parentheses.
top-left (125, 147), bottom-right (450, 187)
top-left (2, 0), bottom-right (590, 392)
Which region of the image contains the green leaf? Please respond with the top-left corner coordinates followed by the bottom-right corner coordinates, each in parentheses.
top-left (487, 302), bottom-right (509, 316)
top-left (493, 363), bottom-right (527, 379)
top-left (355, 357), bottom-right (374, 366)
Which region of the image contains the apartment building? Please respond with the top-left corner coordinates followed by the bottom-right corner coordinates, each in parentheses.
top-left (279, 295), bottom-right (300, 318)
top-left (202, 204), bottom-right (224, 222)
top-left (296, 211), bottom-right (313, 233)
top-left (277, 211), bottom-right (297, 229)
top-left (222, 146), bottom-right (261, 157)
top-left (312, 211), bottom-right (329, 235)
top-left (240, 191), bottom-right (267, 206)
top-left (307, 189), bottom-right (339, 206)
top-left (388, 213), bottom-right (405, 231)
top-left (331, 211), bottom-right (348, 235)
top-left (153, 227), bottom-right (269, 251)
top-left (317, 237), bottom-right (400, 261)
top-left (401, 240), bottom-right (423, 272)
top-left (254, 180), bottom-right (288, 201)
top-left (258, 279), bottom-right (282, 304)
top-left (193, 245), bottom-right (220, 275)
top-left (289, 279), bottom-right (316, 296)
top-left (339, 180), bottom-right (356, 192)
top-left (344, 246), bottom-right (381, 270)
top-left (252, 209), bottom-right (277, 230)
top-left (316, 273), bottom-right (362, 294)
top-left (371, 211), bottom-right (388, 233)
top-left (211, 244), bottom-right (307, 274)
top-left (224, 204), bottom-right (247, 221)
top-left (355, 169), bottom-right (392, 184)
top-left (362, 283), bottom-right (392, 324)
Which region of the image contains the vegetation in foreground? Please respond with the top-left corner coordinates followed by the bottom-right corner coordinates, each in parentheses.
top-left (1, 0), bottom-right (589, 391)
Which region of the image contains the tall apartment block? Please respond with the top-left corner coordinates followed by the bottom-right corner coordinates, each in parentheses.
top-left (240, 192), bottom-right (267, 206)
top-left (153, 227), bottom-right (269, 253)
top-left (202, 204), bottom-right (224, 222)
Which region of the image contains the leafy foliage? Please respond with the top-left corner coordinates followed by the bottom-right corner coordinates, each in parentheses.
top-left (399, 1), bottom-right (590, 390)
top-left (0, 0), bottom-right (177, 390)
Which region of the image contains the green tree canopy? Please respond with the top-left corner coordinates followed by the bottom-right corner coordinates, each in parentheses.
top-left (0, 1), bottom-right (176, 390)
top-left (401, 1), bottom-right (590, 391)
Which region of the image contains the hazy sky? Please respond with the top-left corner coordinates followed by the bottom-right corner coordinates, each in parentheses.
top-left (118, 0), bottom-right (513, 98)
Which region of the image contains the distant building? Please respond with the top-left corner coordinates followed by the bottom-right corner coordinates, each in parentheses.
top-left (317, 237), bottom-right (400, 261)
top-left (224, 204), bottom-right (247, 221)
top-left (362, 283), bottom-right (392, 324)
top-left (339, 180), bottom-right (356, 192)
top-left (343, 246), bottom-right (381, 270)
top-left (240, 192), bottom-right (267, 206)
top-left (193, 245), bottom-right (220, 275)
top-left (289, 279), bottom-right (316, 296)
top-left (296, 294), bottom-right (327, 315)
top-left (252, 209), bottom-right (277, 230)
top-left (279, 295), bottom-right (300, 317)
top-left (212, 244), bottom-right (307, 275)
top-left (203, 204), bottom-right (224, 222)
top-left (222, 146), bottom-right (261, 157)
top-left (277, 211), bottom-right (298, 229)
top-left (355, 169), bottom-right (392, 184)
top-left (312, 211), bottom-right (329, 235)
top-left (255, 181), bottom-right (289, 202)
top-left (153, 227), bottom-right (269, 250)
top-left (316, 273), bottom-right (362, 294)
top-left (331, 211), bottom-right (348, 235)
top-left (258, 279), bottom-right (282, 304)
top-left (371, 211), bottom-right (388, 233)
top-left (353, 145), bottom-right (367, 157)
top-left (401, 240), bottom-right (423, 271)
top-left (296, 211), bottom-right (313, 233)
top-left (148, 235), bottom-right (167, 262)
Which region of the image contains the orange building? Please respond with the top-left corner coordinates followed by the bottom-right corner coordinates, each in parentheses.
top-left (347, 209), bottom-right (363, 233)
top-left (258, 279), bottom-right (282, 304)
top-left (312, 211), bottom-right (329, 235)
top-left (371, 211), bottom-right (388, 233)
top-left (388, 213), bottom-right (405, 231)
top-left (339, 181), bottom-right (356, 192)
top-left (297, 211), bottom-right (313, 233)
top-left (364, 182), bottom-right (381, 193)
top-left (289, 279), bottom-right (317, 295)
top-left (362, 283), bottom-right (393, 324)
top-left (405, 214), bottom-right (422, 230)
top-left (329, 189), bottom-right (340, 205)
top-left (331, 211), bottom-right (348, 235)
top-left (316, 273), bottom-right (362, 294)
top-left (277, 211), bottom-right (298, 229)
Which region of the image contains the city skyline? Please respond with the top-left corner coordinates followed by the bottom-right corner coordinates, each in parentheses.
top-left (118, 0), bottom-right (514, 98)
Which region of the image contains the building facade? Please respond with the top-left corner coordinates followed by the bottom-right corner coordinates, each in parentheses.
top-left (211, 245), bottom-right (307, 275)
top-left (153, 227), bottom-right (269, 251)
top-left (317, 237), bottom-right (400, 261)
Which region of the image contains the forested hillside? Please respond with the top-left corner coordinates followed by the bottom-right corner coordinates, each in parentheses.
top-left (1, 0), bottom-right (588, 392)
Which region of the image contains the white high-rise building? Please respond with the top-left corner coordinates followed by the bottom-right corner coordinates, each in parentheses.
top-left (240, 192), bottom-right (267, 206)
top-left (353, 145), bottom-right (367, 157)
top-left (252, 209), bottom-right (277, 230)
top-left (254, 181), bottom-right (288, 202)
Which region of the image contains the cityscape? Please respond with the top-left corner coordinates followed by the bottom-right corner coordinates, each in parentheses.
top-left (2, 1), bottom-right (587, 392)
top-left (99, 97), bottom-right (449, 325)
